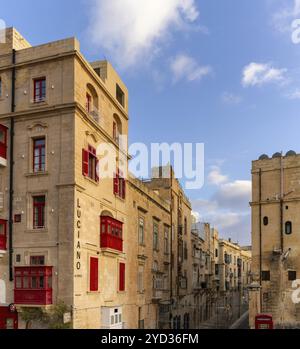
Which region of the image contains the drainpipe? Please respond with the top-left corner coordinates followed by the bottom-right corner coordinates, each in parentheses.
top-left (258, 168), bottom-right (262, 306)
top-left (9, 49), bottom-right (16, 282)
top-left (280, 154), bottom-right (284, 252)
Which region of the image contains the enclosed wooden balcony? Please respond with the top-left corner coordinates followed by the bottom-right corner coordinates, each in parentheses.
top-left (14, 266), bottom-right (53, 306)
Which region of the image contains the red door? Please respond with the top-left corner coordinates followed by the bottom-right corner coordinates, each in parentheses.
top-left (0, 306), bottom-right (18, 329)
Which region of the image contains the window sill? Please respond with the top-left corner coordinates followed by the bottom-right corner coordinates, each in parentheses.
top-left (87, 291), bottom-right (100, 295)
top-left (30, 100), bottom-right (48, 107)
top-left (115, 194), bottom-right (126, 202)
top-left (26, 171), bottom-right (49, 177)
top-left (25, 228), bottom-right (48, 234)
top-left (84, 176), bottom-right (99, 186)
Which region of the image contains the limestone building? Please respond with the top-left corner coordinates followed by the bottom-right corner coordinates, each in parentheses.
top-left (250, 151), bottom-right (300, 329)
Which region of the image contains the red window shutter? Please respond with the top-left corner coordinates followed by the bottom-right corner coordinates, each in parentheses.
top-left (122, 179), bottom-right (126, 199)
top-left (82, 149), bottom-right (89, 177)
top-left (90, 257), bottom-right (99, 292)
top-left (119, 263), bottom-right (125, 291)
top-left (113, 172), bottom-right (119, 195)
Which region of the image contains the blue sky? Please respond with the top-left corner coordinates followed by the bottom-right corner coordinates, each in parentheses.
top-left (2, 0), bottom-right (300, 244)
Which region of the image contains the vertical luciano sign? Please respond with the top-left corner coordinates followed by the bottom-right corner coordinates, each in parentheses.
top-left (75, 198), bottom-right (82, 273)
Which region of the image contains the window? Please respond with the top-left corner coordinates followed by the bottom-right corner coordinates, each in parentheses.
top-left (285, 221), bottom-right (292, 235)
top-left (30, 256), bottom-right (45, 266)
top-left (215, 249), bottom-right (218, 258)
top-left (261, 271), bottom-right (270, 281)
top-left (33, 195), bottom-right (46, 229)
top-left (137, 265), bottom-right (144, 292)
top-left (119, 263), bottom-right (125, 292)
top-left (82, 145), bottom-right (99, 182)
top-left (86, 93), bottom-right (92, 113)
top-left (0, 77), bottom-right (2, 97)
top-left (114, 169), bottom-right (126, 199)
top-left (263, 216), bottom-right (269, 226)
top-left (164, 227), bottom-right (169, 254)
top-left (89, 257), bottom-right (99, 292)
top-left (0, 124), bottom-right (8, 161)
top-left (138, 217), bottom-right (145, 245)
top-left (33, 138), bottom-right (46, 173)
top-left (116, 84), bottom-right (125, 107)
top-left (184, 217), bottom-right (187, 235)
top-left (215, 264), bottom-right (219, 275)
top-left (153, 223), bottom-right (159, 251)
top-left (184, 242), bottom-right (188, 260)
top-left (34, 77), bottom-right (46, 103)
top-left (288, 271), bottom-right (297, 281)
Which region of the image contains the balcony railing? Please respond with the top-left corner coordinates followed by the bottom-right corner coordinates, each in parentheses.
top-left (14, 289), bottom-right (52, 305)
top-left (152, 289), bottom-right (163, 300)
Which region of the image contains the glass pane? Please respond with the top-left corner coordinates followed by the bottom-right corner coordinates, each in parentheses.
top-left (23, 277), bottom-right (29, 289)
top-left (39, 276), bottom-right (44, 289)
top-left (31, 276), bottom-right (37, 289)
top-left (0, 130), bottom-right (4, 143)
top-left (16, 277), bottom-right (22, 289)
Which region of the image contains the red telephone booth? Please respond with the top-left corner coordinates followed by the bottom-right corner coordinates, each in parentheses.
top-left (0, 304), bottom-right (18, 329)
top-left (255, 314), bottom-right (273, 330)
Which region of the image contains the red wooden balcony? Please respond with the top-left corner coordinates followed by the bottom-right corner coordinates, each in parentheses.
top-left (14, 266), bottom-right (53, 306)
top-left (0, 124), bottom-right (7, 167)
top-left (0, 233), bottom-right (6, 251)
top-left (100, 216), bottom-right (123, 253)
top-left (0, 219), bottom-right (7, 252)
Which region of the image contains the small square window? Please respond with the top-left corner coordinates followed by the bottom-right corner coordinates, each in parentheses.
top-left (288, 271), bottom-right (297, 281)
top-left (262, 271), bottom-right (270, 281)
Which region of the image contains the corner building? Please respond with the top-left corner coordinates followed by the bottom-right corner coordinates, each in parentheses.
top-left (0, 28), bottom-right (129, 329)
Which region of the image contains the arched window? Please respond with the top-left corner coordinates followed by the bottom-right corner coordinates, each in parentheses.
top-left (285, 221), bottom-right (292, 235)
top-left (263, 216), bottom-right (269, 226)
top-left (113, 114), bottom-right (122, 144)
top-left (86, 84), bottom-right (99, 122)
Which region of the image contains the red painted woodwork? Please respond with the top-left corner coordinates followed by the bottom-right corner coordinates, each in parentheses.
top-left (0, 124), bottom-right (7, 160)
top-left (0, 219), bottom-right (7, 251)
top-left (0, 306), bottom-right (18, 329)
top-left (100, 216), bottom-right (123, 252)
top-left (119, 263), bottom-right (125, 291)
top-left (14, 266), bottom-right (53, 305)
top-left (89, 257), bottom-right (99, 292)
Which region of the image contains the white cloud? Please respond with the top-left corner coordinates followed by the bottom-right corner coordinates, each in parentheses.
top-left (286, 89), bottom-right (300, 99)
top-left (242, 62), bottom-right (288, 87)
top-left (87, 0), bottom-right (200, 68)
top-left (213, 180), bottom-right (252, 211)
top-left (170, 54), bottom-right (212, 83)
top-left (221, 92), bottom-right (242, 105)
top-left (192, 167), bottom-right (252, 244)
top-left (208, 166), bottom-right (228, 185)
